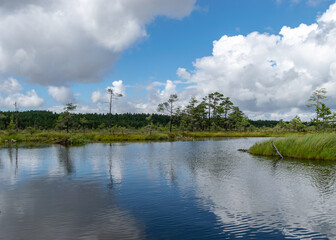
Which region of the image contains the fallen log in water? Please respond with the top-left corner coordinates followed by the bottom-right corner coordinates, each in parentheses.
top-left (272, 141), bottom-right (283, 159)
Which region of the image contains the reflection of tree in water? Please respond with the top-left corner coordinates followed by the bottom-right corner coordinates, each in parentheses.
top-left (150, 140), bottom-right (240, 186)
top-left (15, 146), bottom-right (18, 175)
top-left (58, 145), bottom-right (74, 175)
top-left (164, 143), bottom-right (177, 184)
top-left (151, 143), bottom-right (177, 185)
top-left (105, 143), bottom-right (124, 187)
top-left (0, 148), bottom-right (4, 169)
top-left (107, 144), bottom-right (113, 189)
top-left (261, 157), bottom-right (336, 197)
top-left (7, 146), bottom-right (19, 175)
top-left (183, 141), bottom-right (238, 180)
top-left (168, 159), bottom-right (177, 184)
top-left (289, 160), bottom-right (336, 197)
top-left (271, 158), bottom-right (282, 173)
top-left (8, 147), bottom-right (14, 164)
top-left (307, 161), bottom-right (336, 197)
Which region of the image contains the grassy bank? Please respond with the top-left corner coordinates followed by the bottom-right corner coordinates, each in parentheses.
top-left (0, 130), bottom-right (297, 146)
top-left (248, 133), bottom-right (336, 160)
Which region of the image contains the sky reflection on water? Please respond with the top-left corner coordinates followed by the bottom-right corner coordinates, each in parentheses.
top-left (0, 139), bottom-right (336, 239)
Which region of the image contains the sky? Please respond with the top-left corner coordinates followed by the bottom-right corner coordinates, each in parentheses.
top-left (0, 0), bottom-right (335, 120)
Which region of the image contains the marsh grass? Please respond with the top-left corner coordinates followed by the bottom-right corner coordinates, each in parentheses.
top-left (0, 130), bottom-right (299, 146)
top-left (249, 133), bottom-right (336, 160)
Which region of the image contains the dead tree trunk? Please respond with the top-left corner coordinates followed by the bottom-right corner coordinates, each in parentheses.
top-left (272, 141), bottom-right (283, 159)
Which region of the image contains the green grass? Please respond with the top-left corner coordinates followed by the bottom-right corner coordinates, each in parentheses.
top-left (248, 133), bottom-right (336, 160)
top-left (0, 130), bottom-right (297, 146)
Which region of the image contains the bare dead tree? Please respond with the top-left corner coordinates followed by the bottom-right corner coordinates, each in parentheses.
top-left (107, 88), bottom-right (123, 134)
top-left (14, 102), bottom-right (18, 133)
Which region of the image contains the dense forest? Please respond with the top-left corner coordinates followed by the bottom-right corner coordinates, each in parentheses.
top-left (0, 111), bottom-right (169, 130)
top-left (0, 110), bottom-right (283, 131)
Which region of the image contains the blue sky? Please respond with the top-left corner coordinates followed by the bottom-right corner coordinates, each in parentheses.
top-left (108, 0), bottom-right (334, 98)
top-left (0, 0), bottom-right (335, 120)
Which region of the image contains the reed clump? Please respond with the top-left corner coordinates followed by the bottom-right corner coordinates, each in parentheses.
top-left (248, 133), bottom-right (336, 160)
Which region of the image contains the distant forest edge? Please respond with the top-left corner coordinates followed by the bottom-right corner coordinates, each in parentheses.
top-left (0, 111), bottom-right (280, 130)
top-left (0, 88), bottom-right (331, 133)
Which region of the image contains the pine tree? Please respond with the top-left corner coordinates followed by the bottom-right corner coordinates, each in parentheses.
top-left (158, 94), bottom-right (178, 132)
top-left (307, 88), bottom-right (327, 127)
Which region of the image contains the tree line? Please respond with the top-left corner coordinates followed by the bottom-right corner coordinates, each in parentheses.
top-left (0, 89), bottom-right (333, 133)
top-left (0, 109), bottom-right (281, 132)
top-left (0, 111), bottom-right (170, 132)
top-left (156, 89), bottom-right (336, 132)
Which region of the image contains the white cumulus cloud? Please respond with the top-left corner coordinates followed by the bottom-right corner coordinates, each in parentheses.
top-left (0, 77), bottom-right (23, 94)
top-left (177, 68), bottom-right (191, 80)
top-left (0, 77), bottom-right (44, 109)
top-left (0, 0), bottom-right (196, 86)
top-left (107, 80), bottom-right (126, 97)
top-left (91, 80), bottom-right (126, 104)
top-left (48, 86), bottom-right (75, 104)
top-left (0, 89), bottom-right (44, 109)
top-left (90, 80), bottom-right (140, 114)
top-left (174, 1), bottom-right (336, 120)
top-left (91, 91), bottom-right (103, 104)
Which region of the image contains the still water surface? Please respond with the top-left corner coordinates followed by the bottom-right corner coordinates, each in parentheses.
top-left (1, 138), bottom-right (336, 239)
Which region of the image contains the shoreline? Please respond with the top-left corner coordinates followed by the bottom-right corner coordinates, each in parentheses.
top-left (0, 130), bottom-right (296, 146)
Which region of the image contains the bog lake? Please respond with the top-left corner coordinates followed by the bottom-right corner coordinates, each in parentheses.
top-left (1, 138), bottom-right (336, 239)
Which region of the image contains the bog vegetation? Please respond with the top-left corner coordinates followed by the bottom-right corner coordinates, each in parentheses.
top-left (249, 134), bottom-right (336, 160)
top-left (0, 89), bottom-right (335, 145)
top-left (248, 88), bottom-right (336, 160)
